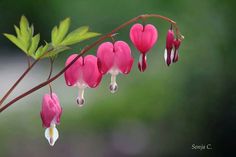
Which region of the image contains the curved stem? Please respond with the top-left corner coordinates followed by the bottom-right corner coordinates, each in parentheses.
top-left (0, 14), bottom-right (184, 113)
top-left (0, 59), bottom-right (40, 106)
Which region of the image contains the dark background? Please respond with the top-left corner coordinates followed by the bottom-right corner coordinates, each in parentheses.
top-left (0, 0), bottom-right (235, 157)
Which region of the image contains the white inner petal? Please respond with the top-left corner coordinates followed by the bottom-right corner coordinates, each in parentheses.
top-left (170, 49), bottom-right (175, 61)
top-left (164, 49), bottom-right (167, 62)
top-left (139, 54), bottom-right (143, 67)
top-left (45, 123), bottom-right (59, 146)
top-left (76, 83), bottom-right (87, 107)
top-left (108, 68), bottom-right (119, 93)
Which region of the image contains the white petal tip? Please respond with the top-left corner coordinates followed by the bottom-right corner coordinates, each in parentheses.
top-left (45, 125), bottom-right (59, 146)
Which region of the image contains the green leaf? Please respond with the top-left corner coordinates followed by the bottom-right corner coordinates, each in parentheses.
top-left (52, 18), bottom-right (71, 46)
top-left (28, 34), bottom-right (40, 56)
top-left (30, 25), bottom-right (34, 36)
top-left (34, 43), bottom-right (50, 59)
top-left (19, 15), bottom-right (29, 35)
top-left (4, 33), bottom-right (27, 53)
top-left (14, 25), bottom-right (21, 38)
top-left (19, 15), bottom-right (31, 50)
top-left (60, 26), bottom-right (89, 45)
top-left (43, 46), bottom-right (70, 58)
top-left (51, 26), bottom-right (58, 46)
top-left (65, 32), bottom-right (100, 45)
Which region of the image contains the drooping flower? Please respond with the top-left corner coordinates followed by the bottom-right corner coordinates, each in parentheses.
top-left (129, 23), bottom-right (158, 72)
top-left (64, 54), bottom-right (102, 106)
top-left (173, 39), bottom-right (181, 63)
top-left (164, 29), bottom-right (175, 66)
top-left (40, 93), bottom-right (62, 146)
top-left (164, 29), bottom-right (182, 65)
top-left (97, 41), bottom-right (134, 93)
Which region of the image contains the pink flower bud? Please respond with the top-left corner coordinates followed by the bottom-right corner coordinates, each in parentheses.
top-left (97, 41), bottom-right (134, 93)
top-left (64, 54), bottom-right (102, 106)
top-left (173, 39), bottom-right (181, 63)
top-left (130, 23), bottom-right (158, 72)
top-left (40, 93), bottom-right (62, 146)
top-left (40, 93), bottom-right (62, 128)
top-left (164, 29), bottom-right (175, 66)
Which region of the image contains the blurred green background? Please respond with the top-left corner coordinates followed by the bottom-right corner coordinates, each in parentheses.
top-left (0, 0), bottom-right (235, 156)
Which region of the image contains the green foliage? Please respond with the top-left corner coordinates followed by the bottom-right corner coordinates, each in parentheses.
top-left (51, 18), bottom-right (71, 46)
top-left (4, 16), bottom-right (36, 56)
top-left (4, 16), bottom-right (100, 59)
top-left (61, 26), bottom-right (100, 45)
top-left (51, 19), bottom-right (101, 47)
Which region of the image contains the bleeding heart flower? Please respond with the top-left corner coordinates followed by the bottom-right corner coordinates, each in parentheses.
top-left (64, 54), bottom-right (102, 106)
top-left (173, 39), bottom-right (181, 63)
top-left (164, 29), bottom-right (175, 66)
top-left (164, 29), bottom-right (182, 65)
top-left (40, 93), bottom-right (62, 146)
top-left (97, 41), bottom-right (133, 93)
top-left (129, 23), bottom-right (158, 72)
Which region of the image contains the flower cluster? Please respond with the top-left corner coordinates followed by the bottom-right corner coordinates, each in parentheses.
top-left (164, 27), bottom-right (182, 66)
top-left (40, 23), bottom-right (182, 146)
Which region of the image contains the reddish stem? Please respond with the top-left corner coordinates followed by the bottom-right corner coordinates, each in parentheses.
top-left (0, 59), bottom-right (39, 106)
top-left (0, 14), bottom-right (183, 113)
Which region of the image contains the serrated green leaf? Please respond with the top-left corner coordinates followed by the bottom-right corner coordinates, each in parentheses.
top-left (5, 15), bottom-right (42, 58)
top-left (19, 15), bottom-right (31, 51)
top-left (34, 43), bottom-right (50, 59)
top-left (28, 34), bottom-right (40, 56)
top-left (51, 26), bottom-right (58, 45)
top-left (20, 16), bottom-right (29, 34)
top-left (62, 31), bottom-right (100, 45)
top-left (4, 33), bottom-right (27, 53)
top-left (60, 26), bottom-right (89, 45)
top-left (14, 25), bottom-right (21, 38)
top-left (52, 18), bottom-right (71, 46)
top-left (43, 46), bottom-right (70, 58)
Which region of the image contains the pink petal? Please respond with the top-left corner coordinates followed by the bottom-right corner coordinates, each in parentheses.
top-left (40, 93), bottom-right (62, 128)
top-left (97, 42), bottom-right (115, 74)
top-left (165, 29), bottom-right (175, 66)
top-left (82, 55), bottom-right (102, 88)
top-left (166, 29), bottom-right (175, 50)
top-left (130, 23), bottom-right (158, 54)
top-left (64, 54), bottom-right (83, 86)
top-left (114, 41), bottom-right (134, 74)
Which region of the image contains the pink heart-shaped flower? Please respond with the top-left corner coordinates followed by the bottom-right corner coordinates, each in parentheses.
top-left (97, 41), bottom-right (134, 93)
top-left (130, 23), bottom-right (158, 54)
top-left (64, 54), bottom-right (102, 106)
top-left (130, 23), bottom-right (158, 72)
top-left (97, 41), bottom-right (133, 75)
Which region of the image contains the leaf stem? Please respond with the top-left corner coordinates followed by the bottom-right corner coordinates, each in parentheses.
top-left (0, 14), bottom-right (184, 113)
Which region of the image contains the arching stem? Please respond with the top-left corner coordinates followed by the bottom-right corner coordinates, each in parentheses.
top-left (0, 14), bottom-right (184, 113)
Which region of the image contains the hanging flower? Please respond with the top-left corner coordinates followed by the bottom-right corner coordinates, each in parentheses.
top-left (40, 93), bottom-right (62, 146)
top-left (164, 28), bottom-right (182, 65)
top-left (129, 23), bottom-right (158, 72)
top-left (64, 54), bottom-right (102, 106)
top-left (164, 29), bottom-right (175, 66)
top-left (173, 39), bottom-right (181, 63)
top-left (97, 41), bottom-right (134, 93)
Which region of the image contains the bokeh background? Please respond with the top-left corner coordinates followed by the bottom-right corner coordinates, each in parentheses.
top-left (0, 0), bottom-right (235, 157)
